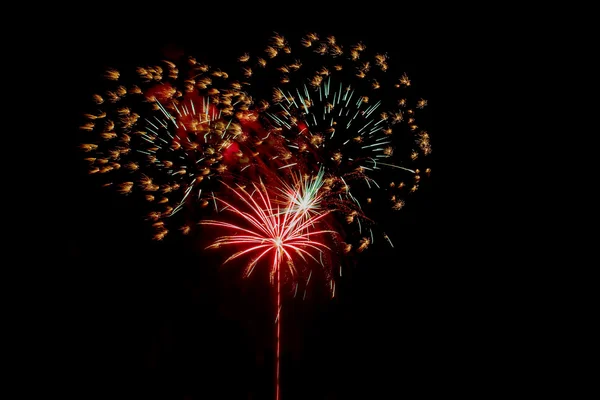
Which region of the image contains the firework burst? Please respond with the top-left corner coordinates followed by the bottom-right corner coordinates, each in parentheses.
top-left (236, 32), bottom-right (432, 252)
top-left (200, 177), bottom-right (340, 400)
top-left (79, 31), bottom-right (431, 400)
top-left (80, 57), bottom-right (253, 239)
top-left (80, 32), bottom-right (430, 249)
top-left (200, 179), bottom-right (337, 286)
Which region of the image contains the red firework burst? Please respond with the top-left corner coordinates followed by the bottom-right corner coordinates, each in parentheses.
top-left (200, 178), bottom-right (337, 285)
top-left (200, 178), bottom-right (339, 400)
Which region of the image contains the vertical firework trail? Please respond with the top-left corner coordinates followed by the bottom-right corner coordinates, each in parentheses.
top-left (79, 32), bottom-right (431, 399)
top-left (276, 256), bottom-right (281, 400)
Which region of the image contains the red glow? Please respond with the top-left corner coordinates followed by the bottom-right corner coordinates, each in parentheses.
top-left (221, 141), bottom-right (240, 165)
top-left (144, 83), bottom-right (176, 103)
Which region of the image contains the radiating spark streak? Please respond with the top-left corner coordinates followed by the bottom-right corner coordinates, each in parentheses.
top-left (362, 141), bottom-right (391, 149)
top-left (345, 89), bottom-right (355, 107)
top-left (139, 134), bottom-right (155, 145)
top-left (144, 118), bottom-right (160, 131)
top-left (367, 161), bottom-right (415, 173)
top-left (145, 126), bottom-right (159, 135)
top-left (364, 100), bottom-right (381, 118)
top-left (349, 192), bottom-right (361, 209)
top-left (304, 85), bottom-right (311, 102)
top-left (278, 103), bottom-right (292, 117)
top-left (268, 112), bottom-right (291, 129)
top-left (384, 233), bottom-right (394, 248)
top-left (346, 110), bottom-right (361, 130)
top-left (296, 88), bottom-right (308, 114)
top-left (287, 91), bottom-right (299, 109)
top-left (172, 102), bottom-right (183, 117)
top-left (224, 119), bottom-right (233, 134)
top-left (172, 181), bottom-right (195, 215)
top-left (155, 135), bottom-right (169, 145)
top-left (277, 88), bottom-right (289, 105)
top-left (171, 205), bottom-right (183, 216)
top-left (155, 101), bottom-right (178, 126)
top-left (367, 126), bottom-right (384, 136)
top-left (358, 119), bottom-right (374, 134)
top-left (153, 116), bottom-right (168, 129)
top-left (278, 163), bottom-right (297, 170)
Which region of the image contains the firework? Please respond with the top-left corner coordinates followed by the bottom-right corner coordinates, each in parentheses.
top-left (233, 32), bottom-right (432, 254)
top-left (200, 177), bottom-right (340, 400)
top-left (80, 56), bottom-right (255, 240)
top-left (200, 179), bottom-right (336, 284)
top-left (79, 32), bottom-right (431, 400)
top-left (80, 32), bottom-right (430, 248)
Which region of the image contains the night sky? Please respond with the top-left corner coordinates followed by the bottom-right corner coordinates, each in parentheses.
top-left (52, 11), bottom-right (444, 400)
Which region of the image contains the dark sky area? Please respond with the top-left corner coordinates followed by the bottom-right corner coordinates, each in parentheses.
top-left (47, 9), bottom-right (450, 400)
